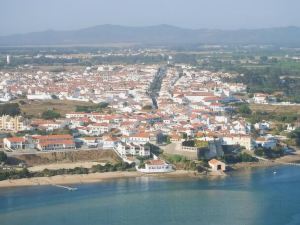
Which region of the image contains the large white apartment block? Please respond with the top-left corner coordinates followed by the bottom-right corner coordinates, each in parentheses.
top-left (0, 115), bottom-right (27, 132)
top-left (116, 142), bottom-right (150, 157)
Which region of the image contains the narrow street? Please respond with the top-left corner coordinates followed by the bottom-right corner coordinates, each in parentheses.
top-left (148, 66), bottom-right (167, 109)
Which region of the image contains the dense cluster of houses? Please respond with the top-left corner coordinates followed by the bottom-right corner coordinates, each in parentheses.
top-left (1, 66), bottom-right (287, 165)
top-left (0, 65), bottom-right (158, 106)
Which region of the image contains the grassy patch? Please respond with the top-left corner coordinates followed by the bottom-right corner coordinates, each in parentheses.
top-left (16, 99), bottom-right (97, 118)
top-left (250, 104), bottom-right (300, 114)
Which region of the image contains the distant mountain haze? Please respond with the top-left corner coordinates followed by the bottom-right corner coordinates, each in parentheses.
top-left (0, 25), bottom-right (300, 46)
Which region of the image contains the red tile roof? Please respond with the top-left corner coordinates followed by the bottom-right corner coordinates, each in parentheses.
top-left (6, 137), bottom-right (25, 143)
top-left (146, 160), bottom-right (166, 166)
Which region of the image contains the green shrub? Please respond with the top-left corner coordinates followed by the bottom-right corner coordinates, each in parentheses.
top-left (41, 110), bottom-right (61, 119)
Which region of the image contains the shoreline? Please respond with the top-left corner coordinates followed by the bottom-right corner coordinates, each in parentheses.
top-left (230, 150), bottom-right (300, 171)
top-left (0, 162), bottom-right (287, 189)
top-left (1, 151), bottom-right (300, 189)
top-left (0, 170), bottom-right (200, 188)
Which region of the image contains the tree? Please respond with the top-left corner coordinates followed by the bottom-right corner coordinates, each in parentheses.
top-left (98, 102), bottom-right (109, 109)
top-left (19, 100), bottom-right (26, 105)
top-left (272, 146), bottom-right (285, 157)
top-left (0, 151), bottom-right (7, 163)
top-left (260, 56), bottom-right (269, 64)
top-left (166, 136), bottom-right (171, 144)
top-left (254, 147), bottom-right (264, 157)
top-left (239, 152), bottom-right (257, 162)
top-left (181, 133), bottom-right (188, 140)
top-left (288, 128), bottom-right (300, 147)
top-left (0, 103), bottom-right (21, 116)
top-left (51, 94), bottom-right (59, 99)
top-left (19, 168), bottom-right (30, 178)
top-left (238, 104), bottom-right (252, 115)
top-left (41, 110), bottom-right (61, 119)
top-left (223, 152), bottom-right (257, 163)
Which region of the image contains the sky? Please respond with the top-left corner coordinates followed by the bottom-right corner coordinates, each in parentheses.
top-left (0, 0), bottom-right (299, 36)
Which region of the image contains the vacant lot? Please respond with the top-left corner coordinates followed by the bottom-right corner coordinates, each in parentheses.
top-left (250, 104), bottom-right (300, 115)
top-left (9, 149), bottom-right (120, 166)
top-left (17, 99), bottom-right (97, 118)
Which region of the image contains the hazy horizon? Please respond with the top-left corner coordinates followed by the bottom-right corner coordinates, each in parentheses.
top-left (1, 0), bottom-right (300, 36)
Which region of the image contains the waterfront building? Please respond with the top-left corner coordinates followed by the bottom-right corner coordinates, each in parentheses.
top-left (208, 159), bottom-right (226, 172)
top-left (137, 159), bottom-right (173, 173)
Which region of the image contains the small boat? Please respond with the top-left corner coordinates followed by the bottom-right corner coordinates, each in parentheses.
top-left (68, 187), bottom-right (78, 191)
top-left (273, 171), bottom-right (277, 174)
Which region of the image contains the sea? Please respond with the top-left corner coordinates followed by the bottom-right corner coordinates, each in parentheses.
top-left (1, 166), bottom-right (300, 225)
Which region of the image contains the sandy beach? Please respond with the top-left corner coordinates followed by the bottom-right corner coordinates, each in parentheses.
top-left (1, 149), bottom-right (300, 189)
top-left (0, 170), bottom-right (199, 188)
top-left (231, 149), bottom-right (300, 170)
top-left (0, 159), bottom-right (297, 188)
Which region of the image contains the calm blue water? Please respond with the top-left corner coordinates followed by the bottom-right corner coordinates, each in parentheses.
top-left (0, 166), bottom-right (300, 225)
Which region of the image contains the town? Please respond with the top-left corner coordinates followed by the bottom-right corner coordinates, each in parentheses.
top-left (1, 56), bottom-right (299, 175)
top-left (2, 1), bottom-right (300, 224)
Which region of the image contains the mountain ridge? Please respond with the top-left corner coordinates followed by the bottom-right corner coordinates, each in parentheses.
top-left (1, 24), bottom-right (300, 46)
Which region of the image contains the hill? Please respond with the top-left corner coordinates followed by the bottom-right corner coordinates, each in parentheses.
top-left (0, 25), bottom-right (300, 46)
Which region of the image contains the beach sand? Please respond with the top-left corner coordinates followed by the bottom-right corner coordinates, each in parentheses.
top-left (2, 149), bottom-right (300, 189)
top-left (230, 149), bottom-right (300, 171)
top-left (0, 170), bottom-right (199, 188)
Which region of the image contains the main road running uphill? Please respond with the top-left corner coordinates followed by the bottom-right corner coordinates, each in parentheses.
top-left (148, 66), bottom-right (167, 109)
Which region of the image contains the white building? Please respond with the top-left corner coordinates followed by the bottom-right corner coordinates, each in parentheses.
top-left (0, 93), bottom-right (12, 102)
top-left (253, 93), bottom-right (268, 104)
top-left (27, 94), bottom-right (52, 100)
top-left (102, 136), bottom-right (118, 149)
top-left (6, 55), bottom-right (10, 65)
top-left (0, 115), bottom-right (28, 132)
top-left (222, 135), bottom-right (253, 150)
top-left (255, 137), bottom-right (277, 149)
top-left (125, 133), bottom-right (150, 144)
top-left (116, 142), bottom-right (151, 157)
top-left (87, 123), bottom-right (110, 135)
top-left (254, 122), bottom-right (270, 130)
top-left (3, 137), bottom-right (25, 150)
top-left (79, 137), bottom-right (101, 148)
top-left (137, 159), bottom-right (173, 173)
